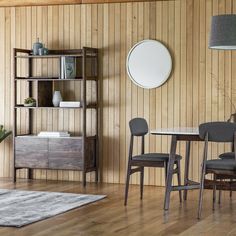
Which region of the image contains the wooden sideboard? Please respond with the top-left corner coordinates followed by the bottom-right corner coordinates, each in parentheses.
top-left (15, 136), bottom-right (96, 171)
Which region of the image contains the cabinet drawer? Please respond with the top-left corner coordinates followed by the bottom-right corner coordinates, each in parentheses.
top-left (15, 137), bottom-right (48, 168)
top-left (48, 138), bottom-right (83, 170)
top-left (48, 138), bottom-right (82, 152)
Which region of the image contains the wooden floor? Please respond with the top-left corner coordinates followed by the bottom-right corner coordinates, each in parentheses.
top-left (0, 180), bottom-right (236, 236)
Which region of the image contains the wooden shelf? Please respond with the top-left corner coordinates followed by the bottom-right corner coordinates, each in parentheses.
top-left (15, 76), bottom-right (97, 81)
top-left (13, 47), bottom-right (99, 186)
top-left (15, 135), bottom-right (97, 139)
top-left (15, 54), bottom-right (97, 59)
top-left (15, 104), bottom-right (97, 109)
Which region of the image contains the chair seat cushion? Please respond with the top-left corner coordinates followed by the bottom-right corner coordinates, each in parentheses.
top-left (132, 153), bottom-right (182, 162)
top-left (219, 152), bottom-right (235, 159)
top-left (206, 159), bottom-right (236, 171)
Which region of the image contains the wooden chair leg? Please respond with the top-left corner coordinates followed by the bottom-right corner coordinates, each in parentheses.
top-left (198, 168), bottom-right (206, 219)
top-left (164, 135), bottom-right (177, 211)
top-left (164, 157), bottom-right (175, 210)
top-left (140, 167), bottom-right (144, 200)
top-left (124, 164), bottom-right (131, 206)
top-left (213, 174), bottom-right (216, 210)
top-left (164, 162), bottom-right (168, 185)
top-left (177, 160), bottom-right (182, 203)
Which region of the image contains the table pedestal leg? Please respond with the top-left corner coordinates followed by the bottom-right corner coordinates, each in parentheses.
top-left (164, 135), bottom-right (177, 211)
top-left (184, 141), bottom-right (191, 201)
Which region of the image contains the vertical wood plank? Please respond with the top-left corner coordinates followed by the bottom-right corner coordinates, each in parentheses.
top-left (0, 0), bottom-right (235, 186)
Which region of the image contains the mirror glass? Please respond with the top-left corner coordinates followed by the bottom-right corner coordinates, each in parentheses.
top-left (126, 40), bottom-right (172, 89)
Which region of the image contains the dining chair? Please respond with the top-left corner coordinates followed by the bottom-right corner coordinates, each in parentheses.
top-left (217, 152), bottom-right (235, 201)
top-left (124, 118), bottom-right (182, 205)
top-left (198, 122), bottom-right (236, 219)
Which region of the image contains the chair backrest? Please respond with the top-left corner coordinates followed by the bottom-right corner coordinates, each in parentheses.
top-left (199, 122), bottom-right (236, 142)
top-left (129, 118), bottom-right (148, 136)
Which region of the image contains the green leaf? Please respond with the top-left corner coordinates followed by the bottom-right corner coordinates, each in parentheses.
top-left (0, 130), bottom-right (12, 143)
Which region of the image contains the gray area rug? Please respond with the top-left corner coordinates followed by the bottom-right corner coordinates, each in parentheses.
top-left (0, 189), bottom-right (106, 227)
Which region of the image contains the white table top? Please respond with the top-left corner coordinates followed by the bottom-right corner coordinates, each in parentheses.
top-left (150, 127), bottom-right (199, 136)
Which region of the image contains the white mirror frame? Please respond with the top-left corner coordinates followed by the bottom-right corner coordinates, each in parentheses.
top-left (126, 39), bottom-right (172, 89)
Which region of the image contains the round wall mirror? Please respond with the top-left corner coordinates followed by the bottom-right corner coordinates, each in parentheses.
top-left (126, 40), bottom-right (172, 89)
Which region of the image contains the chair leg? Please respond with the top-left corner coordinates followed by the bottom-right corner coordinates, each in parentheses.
top-left (164, 135), bottom-right (177, 211)
top-left (124, 164), bottom-right (131, 206)
top-left (177, 160), bottom-right (182, 203)
top-left (164, 157), bottom-right (175, 210)
top-left (140, 167), bottom-right (144, 200)
top-left (213, 174), bottom-right (216, 210)
top-left (198, 176), bottom-right (205, 219)
top-left (164, 162), bottom-right (168, 185)
top-left (198, 162), bottom-right (206, 219)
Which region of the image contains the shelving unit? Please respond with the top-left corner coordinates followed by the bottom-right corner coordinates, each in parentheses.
top-left (13, 47), bottom-right (99, 186)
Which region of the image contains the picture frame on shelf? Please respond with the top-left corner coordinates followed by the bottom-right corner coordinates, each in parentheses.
top-left (60, 56), bottom-right (76, 79)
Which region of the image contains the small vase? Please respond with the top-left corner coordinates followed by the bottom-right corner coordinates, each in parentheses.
top-left (32, 38), bottom-right (43, 55)
top-left (52, 91), bottom-right (62, 107)
top-left (227, 113), bottom-right (236, 123)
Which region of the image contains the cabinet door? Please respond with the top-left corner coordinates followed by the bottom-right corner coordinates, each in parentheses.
top-left (48, 138), bottom-right (83, 170)
top-left (15, 137), bottom-right (48, 168)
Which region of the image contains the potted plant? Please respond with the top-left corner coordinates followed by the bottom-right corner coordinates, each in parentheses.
top-left (24, 97), bottom-right (36, 107)
top-left (0, 125), bottom-right (11, 143)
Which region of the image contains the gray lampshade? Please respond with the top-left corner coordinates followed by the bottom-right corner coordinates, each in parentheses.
top-left (209, 14), bottom-right (236, 50)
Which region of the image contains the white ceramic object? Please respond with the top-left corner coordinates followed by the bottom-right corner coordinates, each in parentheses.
top-left (126, 39), bottom-right (172, 89)
top-left (52, 91), bottom-right (62, 107)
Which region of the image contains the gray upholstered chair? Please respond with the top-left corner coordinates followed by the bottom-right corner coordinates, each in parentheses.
top-left (219, 152), bottom-right (234, 159)
top-left (198, 122), bottom-right (236, 219)
top-left (218, 152), bottom-right (235, 200)
top-left (124, 118), bottom-right (182, 205)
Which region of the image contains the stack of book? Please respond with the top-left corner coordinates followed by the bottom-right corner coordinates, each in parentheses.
top-left (37, 131), bottom-right (70, 138)
top-left (59, 101), bottom-right (81, 108)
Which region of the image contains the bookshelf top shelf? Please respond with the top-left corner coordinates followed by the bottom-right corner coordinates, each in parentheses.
top-left (15, 76), bottom-right (98, 81)
top-left (14, 47), bottom-right (98, 58)
top-left (15, 54), bottom-right (97, 59)
top-left (15, 104), bottom-right (98, 109)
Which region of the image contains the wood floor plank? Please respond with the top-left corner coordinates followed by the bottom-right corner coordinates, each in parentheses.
top-left (0, 180), bottom-right (235, 235)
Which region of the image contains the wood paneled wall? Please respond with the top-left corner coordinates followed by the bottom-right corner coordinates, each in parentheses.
top-left (0, 0), bottom-right (163, 7)
top-left (0, 0), bottom-right (235, 186)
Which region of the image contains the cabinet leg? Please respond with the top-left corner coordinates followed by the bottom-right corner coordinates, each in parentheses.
top-left (28, 169), bottom-right (32, 180)
top-left (95, 169), bottom-right (99, 183)
top-left (83, 171), bottom-right (86, 187)
top-left (13, 168), bottom-right (16, 183)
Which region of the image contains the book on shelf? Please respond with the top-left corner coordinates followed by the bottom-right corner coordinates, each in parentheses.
top-left (37, 131), bottom-right (70, 138)
top-left (60, 56), bottom-right (76, 79)
top-left (59, 101), bottom-right (81, 108)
